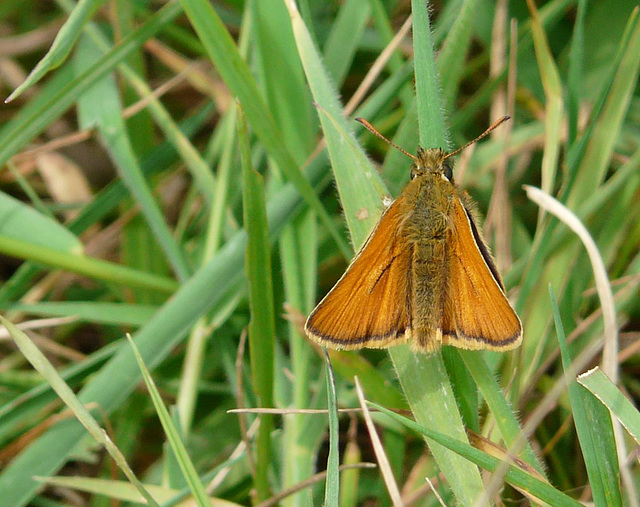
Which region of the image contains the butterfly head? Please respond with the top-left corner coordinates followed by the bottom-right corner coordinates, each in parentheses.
top-left (411, 147), bottom-right (454, 182)
top-left (356, 115), bottom-right (510, 187)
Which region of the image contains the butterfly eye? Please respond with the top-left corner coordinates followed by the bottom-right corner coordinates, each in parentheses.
top-left (443, 163), bottom-right (453, 181)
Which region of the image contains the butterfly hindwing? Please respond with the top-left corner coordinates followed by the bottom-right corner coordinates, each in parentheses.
top-left (305, 197), bottom-right (413, 349)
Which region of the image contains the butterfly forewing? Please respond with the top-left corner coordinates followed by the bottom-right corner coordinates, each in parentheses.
top-left (305, 197), bottom-right (413, 349)
top-left (442, 198), bottom-right (522, 350)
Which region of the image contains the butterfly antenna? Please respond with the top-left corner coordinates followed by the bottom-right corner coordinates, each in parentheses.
top-left (356, 118), bottom-right (418, 162)
top-left (444, 116), bottom-right (510, 160)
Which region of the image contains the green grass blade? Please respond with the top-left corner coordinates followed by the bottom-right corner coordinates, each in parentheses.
top-left (35, 476), bottom-right (245, 506)
top-left (323, 0), bottom-right (370, 86)
top-left (323, 352), bottom-right (340, 506)
top-left (0, 191), bottom-right (81, 254)
top-left (285, 0), bottom-right (385, 242)
top-left (339, 435), bottom-right (362, 507)
top-left (563, 8), bottom-right (639, 200)
top-left (567, 9), bottom-right (640, 207)
top-left (99, 106), bottom-right (192, 281)
top-left (412, 0), bottom-right (447, 148)
top-left (578, 367), bottom-right (640, 447)
top-left (121, 71), bottom-right (217, 207)
top-left (566, 0), bottom-right (587, 147)
top-left (251, 5), bottom-right (321, 502)
top-left (0, 235), bottom-right (178, 293)
top-left (6, 0), bottom-right (108, 102)
top-left (437, 0), bottom-right (482, 110)
top-left (459, 350), bottom-right (545, 476)
top-left (176, 108), bottom-right (240, 436)
top-left (389, 347), bottom-right (485, 504)
top-left (550, 287), bottom-right (622, 507)
top-left (74, 34), bottom-right (191, 281)
top-left (527, 0), bottom-right (563, 198)
top-left (239, 105), bottom-right (275, 502)
top-left (126, 334), bottom-right (210, 507)
top-left (442, 348), bottom-right (479, 432)
top-left (8, 302), bottom-right (157, 327)
top-left (252, 0), bottom-right (315, 161)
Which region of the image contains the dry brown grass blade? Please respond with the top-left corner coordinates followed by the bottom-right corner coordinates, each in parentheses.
top-left (355, 376), bottom-right (404, 506)
top-left (144, 38), bottom-right (231, 112)
top-left (344, 15), bottom-right (413, 116)
top-left (254, 463), bottom-right (377, 507)
top-left (485, 9), bottom-right (517, 271)
top-left (469, 431), bottom-right (548, 506)
top-left (35, 151), bottom-right (93, 221)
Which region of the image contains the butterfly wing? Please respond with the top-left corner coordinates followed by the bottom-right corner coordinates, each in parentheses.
top-left (442, 198), bottom-right (522, 350)
top-left (305, 197), bottom-right (413, 349)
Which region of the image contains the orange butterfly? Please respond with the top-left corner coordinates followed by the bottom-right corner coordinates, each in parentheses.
top-left (305, 117), bottom-right (522, 353)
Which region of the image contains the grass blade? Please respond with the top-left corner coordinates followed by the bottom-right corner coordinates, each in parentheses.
top-left (74, 34), bottom-right (192, 281)
top-left (437, 0), bottom-right (482, 110)
top-left (7, 302), bottom-right (157, 326)
top-left (6, 0), bottom-right (108, 102)
top-left (412, 0), bottom-right (447, 148)
top-left (323, 0), bottom-right (370, 86)
top-left (526, 0), bottom-right (563, 198)
top-left (549, 287), bottom-right (622, 507)
top-left (0, 191), bottom-right (81, 254)
top-left (239, 105), bottom-right (275, 502)
top-left (126, 334), bottom-right (210, 507)
top-left (0, 235), bottom-right (178, 293)
top-left (578, 367), bottom-right (640, 447)
top-left (323, 351), bottom-right (340, 506)
top-left (459, 350), bottom-right (546, 476)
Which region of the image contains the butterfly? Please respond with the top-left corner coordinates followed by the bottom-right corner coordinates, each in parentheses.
top-left (305, 117), bottom-right (522, 353)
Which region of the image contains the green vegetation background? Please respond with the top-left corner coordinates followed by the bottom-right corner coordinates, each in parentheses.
top-left (0, 0), bottom-right (638, 506)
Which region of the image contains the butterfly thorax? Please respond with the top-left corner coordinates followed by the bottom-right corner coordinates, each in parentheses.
top-left (399, 169), bottom-right (456, 247)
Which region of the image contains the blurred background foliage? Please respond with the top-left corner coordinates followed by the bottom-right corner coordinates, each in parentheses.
top-left (0, 0), bottom-right (638, 506)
